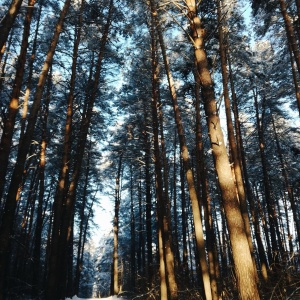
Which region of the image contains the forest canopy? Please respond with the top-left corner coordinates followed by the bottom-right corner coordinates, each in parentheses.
top-left (0, 0), bottom-right (299, 299)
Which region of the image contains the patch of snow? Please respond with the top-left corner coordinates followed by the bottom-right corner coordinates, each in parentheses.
top-left (66, 296), bottom-right (122, 300)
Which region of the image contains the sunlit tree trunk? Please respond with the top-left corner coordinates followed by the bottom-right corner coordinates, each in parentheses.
top-left (217, 1), bottom-right (257, 279)
top-left (47, 2), bottom-right (112, 297)
top-left (158, 223), bottom-right (168, 299)
top-left (20, 0), bottom-right (44, 142)
top-left (278, 0), bottom-right (300, 76)
top-left (194, 64), bottom-right (219, 299)
top-left (47, 2), bottom-right (84, 295)
top-left (0, 1), bottom-right (71, 298)
top-left (151, 2), bottom-right (212, 298)
top-left (112, 153), bottom-right (123, 295)
top-left (0, 0), bottom-right (23, 63)
top-left (150, 11), bottom-right (178, 298)
top-left (186, 0), bottom-right (260, 298)
top-left (0, 0), bottom-right (36, 201)
top-left (227, 56), bottom-right (269, 281)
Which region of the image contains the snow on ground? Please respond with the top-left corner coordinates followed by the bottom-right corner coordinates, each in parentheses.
top-left (66, 296), bottom-right (125, 300)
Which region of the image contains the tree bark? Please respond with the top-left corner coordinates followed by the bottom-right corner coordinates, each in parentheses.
top-left (112, 153), bottom-right (123, 295)
top-left (0, 0), bottom-right (23, 63)
top-left (0, 0), bottom-right (36, 201)
top-left (278, 0), bottom-right (300, 77)
top-left (130, 164), bottom-right (136, 291)
top-left (228, 56), bottom-right (269, 281)
top-left (186, 1), bottom-right (260, 298)
top-left (271, 112), bottom-right (300, 249)
top-left (151, 2), bottom-right (212, 298)
top-left (31, 67), bottom-right (51, 297)
top-left (47, 2), bottom-right (112, 297)
top-left (217, 0), bottom-right (257, 278)
top-left (171, 134), bottom-right (181, 269)
top-left (74, 141), bottom-right (91, 295)
top-left (47, 2), bottom-right (84, 295)
top-left (143, 125), bottom-right (153, 284)
top-left (0, 1), bottom-right (71, 298)
top-left (150, 11), bottom-right (178, 297)
top-left (20, 0), bottom-right (44, 143)
top-left (253, 91), bottom-right (282, 260)
top-left (180, 157), bottom-right (189, 280)
top-left (287, 35), bottom-right (300, 116)
top-left (194, 64), bottom-right (219, 299)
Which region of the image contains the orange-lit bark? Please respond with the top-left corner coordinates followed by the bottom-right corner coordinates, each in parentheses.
top-left (217, 1), bottom-right (255, 273)
top-left (278, 0), bottom-right (300, 77)
top-left (194, 65), bottom-right (219, 300)
top-left (150, 8), bottom-right (178, 297)
top-left (0, 0), bottom-right (36, 201)
top-left (0, 0), bottom-right (23, 63)
top-left (151, 2), bottom-right (212, 298)
top-left (47, 1), bottom-right (113, 297)
top-left (0, 1), bottom-right (71, 298)
top-left (113, 154), bottom-right (122, 295)
top-left (186, 0), bottom-right (260, 298)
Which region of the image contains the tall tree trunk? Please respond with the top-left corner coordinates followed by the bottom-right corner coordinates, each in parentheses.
top-left (217, 0), bottom-right (256, 278)
top-left (20, 0), bottom-right (44, 142)
top-left (0, 1), bottom-right (71, 298)
top-left (287, 37), bottom-right (300, 116)
top-left (112, 153), bottom-right (123, 295)
top-left (271, 112), bottom-right (300, 248)
top-left (194, 64), bottom-right (219, 299)
top-left (137, 169), bottom-right (143, 276)
top-left (74, 141), bottom-right (91, 295)
top-left (158, 220), bottom-right (168, 300)
top-left (47, 1), bottom-right (84, 295)
top-left (253, 91), bottom-right (282, 261)
top-left (0, 29), bottom-right (14, 94)
top-left (171, 134), bottom-right (181, 269)
top-left (186, 1), bottom-right (260, 298)
top-left (13, 166), bottom-right (38, 289)
top-left (278, 0), bottom-right (300, 76)
top-left (47, 2), bottom-right (112, 298)
top-left (0, 0), bottom-right (23, 63)
top-left (282, 193), bottom-right (294, 253)
top-left (180, 157), bottom-right (189, 280)
top-left (0, 0), bottom-right (36, 201)
top-left (150, 11), bottom-right (178, 298)
top-left (143, 124), bottom-right (153, 284)
top-left (151, 2), bottom-right (212, 298)
top-left (228, 56), bottom-right (269, 281)
top-left (130, 164), bottom-right (136, 291)
top-left (31, 67), bottom-right (51, 297)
